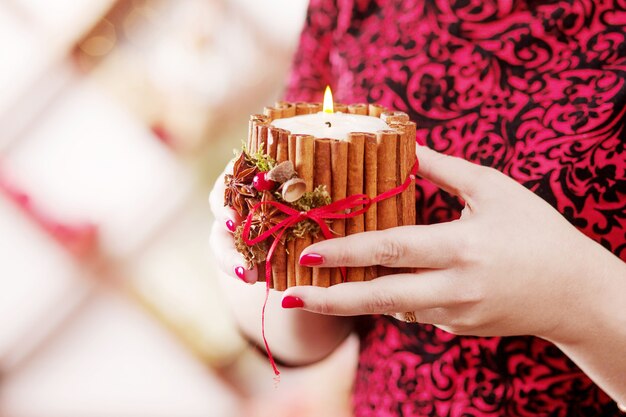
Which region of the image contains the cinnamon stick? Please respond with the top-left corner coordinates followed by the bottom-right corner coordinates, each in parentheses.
top-left (401, 122), bottom-right (417, 227)
top-left (395, 126), bottom-right (408, 226)
top-left (389, 122), bottom-right (417, 227)
top-left (376, 130), bottom-right (398, 277)
top-left (296, 102), bottom-right (320, 115)
top-left (348, 104), bottom-right (368, 115)
top-left (275, 101), bottom-right (296, 118)
top-left (272, 130), bottom-right (291, 291)
top-left (381, 111), bottom-right (410, 124)
top-left (369, 104), bottom-right (387, 117)
top-left (249, 115), bottom-right (268, 153)
top-left (330, 140), bottom-right (348, 285)
top-left (376, 130), bottom-right (398, 229)
top-left (295, 134), bottom-right (315, 286)
top-left (288, 134), bottom-right (297, 167)
top-left (334, 103), bottom-right (348, 113)
top-left (259, 261), bottom-right (268, 285)
top-left (346, 132), bottom-right (365, 282)
top-left (310, 102), bottom-right (323, 113)
top-left (255, 124), bottom-right (269, 154)
top-left (248, 114), bottom-right (265, 151)
top-left (287, 240), bottom-right (296, 288)
top-left (363, 133), bottom-right (378, 281)
top-left (312, 139), bottom-right (332, 287)
top-left (264, 106), bottom-right (283, 121)
top-left (267, 127), bottom-right (283, 160)
top-left (276, 130), bottom-right (290, 165)
top-left (286, 134), bottom-right (299, 288)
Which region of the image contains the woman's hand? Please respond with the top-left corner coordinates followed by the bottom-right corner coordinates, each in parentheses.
top-left (282, 146), bottom-right (626, 344)
top-left (208, 163), bottom-right (353, 366)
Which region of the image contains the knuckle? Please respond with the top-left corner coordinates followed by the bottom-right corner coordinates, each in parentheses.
top-left (316, 299), bottom-right (335, 315)
top-left (366, 290), bottom-right (396, 313)
top-left (376, 235), bottom-right (404, 266)
top-left (448, 277), bottom-right (484, 306)
top-left (334, 247), bottom-right (356, 267)
top-left (472, 166), bottom-right (502, 195)
top-left (449, 227), bottom-right (481, 266)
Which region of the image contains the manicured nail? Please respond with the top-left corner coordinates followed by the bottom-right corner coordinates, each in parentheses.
top-left (299, 253), bottom-right (325, 266)
top-left (282, 296), bottom-right (304, 309)
top-left (234, 266), bottom-right (248, 282)
top-left (225, 219), bottom-right (236, 233)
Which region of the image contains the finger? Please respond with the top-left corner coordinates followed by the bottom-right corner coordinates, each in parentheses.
top-left (300, 223), bottom-right (462, 268)
top-left (209, 222), bottom-right (258, 284)
top-left (281, 270), bottom-right (456, 316)
top-left (415, 146), bottom-right (489, 201)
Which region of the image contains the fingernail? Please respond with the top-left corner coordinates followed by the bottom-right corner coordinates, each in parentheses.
top-left (282, 295), bottom-right (304, 309)
top-left (234, 266), bottom-right (248, 283)
top-left (299, 253), bottom-right (324, 266)
top-left (225, 219), bottom-right (236, 233)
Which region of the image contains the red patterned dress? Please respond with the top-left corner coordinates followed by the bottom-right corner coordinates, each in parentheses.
top-left (284, 1), bottom-right (626, 416)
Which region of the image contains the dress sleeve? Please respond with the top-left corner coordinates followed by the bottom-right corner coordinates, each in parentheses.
top-left (283, 0), bottom-right (337, 102)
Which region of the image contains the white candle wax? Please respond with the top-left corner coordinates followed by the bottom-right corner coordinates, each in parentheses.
top-left (271, 112), bottom-right (389, 140)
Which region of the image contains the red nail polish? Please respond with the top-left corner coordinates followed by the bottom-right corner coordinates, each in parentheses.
top-left (300, 253), bottom-right (324, 266)
top-left (282, 296), bottom-right (304, 309)
top-left (225, 219), bottom-right (236, 232)
top-left (234, 266), bottom-right (247, 282)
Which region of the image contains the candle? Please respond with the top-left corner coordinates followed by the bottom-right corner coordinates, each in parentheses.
top-left (271, 87), bottom-right (389, 140)
top-left (272, 112), bottom-right (389, 140)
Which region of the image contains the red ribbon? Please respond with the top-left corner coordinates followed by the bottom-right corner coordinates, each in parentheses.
top-left (242, 159), bottom-right (419, 376)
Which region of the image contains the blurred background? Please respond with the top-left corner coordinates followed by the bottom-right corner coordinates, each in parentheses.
top-left (0, 1), bottom-right (358, 416)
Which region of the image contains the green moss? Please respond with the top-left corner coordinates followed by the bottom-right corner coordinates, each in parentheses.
top-left (291, 185), bottom-right (332, 211)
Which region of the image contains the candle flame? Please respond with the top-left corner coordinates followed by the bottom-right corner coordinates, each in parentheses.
top-left (323, 86), bottom-right (334, 113)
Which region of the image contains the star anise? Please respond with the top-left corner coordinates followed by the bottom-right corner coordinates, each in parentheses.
top-left (248, 192), bottom-right (286, 239)
top-left (224, 152), bottom-right (258, 216)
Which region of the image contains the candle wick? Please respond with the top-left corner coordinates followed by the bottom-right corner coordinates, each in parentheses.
top-left (325, 121), bottom-right (332, 127)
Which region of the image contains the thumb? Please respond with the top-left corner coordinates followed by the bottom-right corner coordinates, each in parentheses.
top-left (415, 146), bottom-right (487, 201)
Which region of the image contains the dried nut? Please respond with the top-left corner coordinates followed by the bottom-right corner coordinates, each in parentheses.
top-left (281, 178), bottom-right (306, 202)
top-left (267, 161), bottom-right (297, 184)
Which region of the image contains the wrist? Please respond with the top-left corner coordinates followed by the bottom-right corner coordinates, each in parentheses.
top-left (541, 237), bottom-right (626, 346)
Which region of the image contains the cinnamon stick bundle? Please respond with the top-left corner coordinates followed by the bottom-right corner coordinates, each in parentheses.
top-left (346, 132), bottom-right (366, 282)
top-left (312, 139), bottom-right (332, 287)
top-left (294, 134), bottom-right (315, 286)
top-left (242, 102), bottom-right (417, 288)
top-left (330, 140), bottom-right (348, 285)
